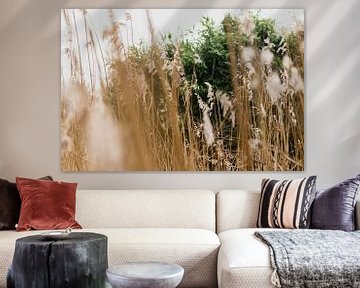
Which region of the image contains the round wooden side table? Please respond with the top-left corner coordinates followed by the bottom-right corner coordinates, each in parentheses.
top-left (106, 262), bottom-right (184, 288)
top-left (7, 232), bottom-right (108, 288)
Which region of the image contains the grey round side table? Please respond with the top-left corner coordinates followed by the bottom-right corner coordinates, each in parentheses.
top-left (106, 262), bottom-right (184, 288)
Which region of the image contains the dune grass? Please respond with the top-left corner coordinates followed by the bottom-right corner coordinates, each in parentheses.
top-left (61, 9), bottom-right (304, 171)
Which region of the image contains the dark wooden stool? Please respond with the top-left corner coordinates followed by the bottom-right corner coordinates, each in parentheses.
top-left (7, 232), bottom-right (108, 288)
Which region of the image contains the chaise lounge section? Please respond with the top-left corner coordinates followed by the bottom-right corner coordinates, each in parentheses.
top-left (216, 189), bottom-right (360, 288)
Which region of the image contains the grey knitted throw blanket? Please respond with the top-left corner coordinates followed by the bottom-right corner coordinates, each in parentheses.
top-left (255, 230), bottom-right (360, 288)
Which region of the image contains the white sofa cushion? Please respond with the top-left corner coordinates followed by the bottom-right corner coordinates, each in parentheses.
top-left (76, 190), bottom-right (216, 231)
top-left (0, 228), bottom-right (220, 288)
top-left (216, 190), bottom-right (260, 233)
top-left (104, 228), bottom-right (220, 288)
top-left (217, 228), bottom-right (278, 288)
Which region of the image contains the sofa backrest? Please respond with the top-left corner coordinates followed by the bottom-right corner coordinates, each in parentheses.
top-left (217, 190), bottom-right (360, 232)
top-left (216, 190), bottom-right (260, 233)
top-left (76, 190), bottom-right (216, 231)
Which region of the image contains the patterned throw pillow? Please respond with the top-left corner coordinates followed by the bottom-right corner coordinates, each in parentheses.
top-left (257, 176), bottom-right (317, 229)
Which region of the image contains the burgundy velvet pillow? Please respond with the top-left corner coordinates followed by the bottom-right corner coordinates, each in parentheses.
top-left (311, 174), bottom-right (360, 231)
top-left (0, 176), bottom-right (53, 230)
top-left (16, 177), bottom-right (82, 231)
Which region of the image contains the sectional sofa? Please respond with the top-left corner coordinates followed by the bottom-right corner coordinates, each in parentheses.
top-left (0, 189), bottom-right (359, 288)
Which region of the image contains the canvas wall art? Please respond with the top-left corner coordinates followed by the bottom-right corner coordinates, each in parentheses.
top-left (61, 9), bottom-right (304, 171)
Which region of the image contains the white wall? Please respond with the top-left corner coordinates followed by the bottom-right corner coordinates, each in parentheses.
top-left (0, 0), bottom-right (359, 191)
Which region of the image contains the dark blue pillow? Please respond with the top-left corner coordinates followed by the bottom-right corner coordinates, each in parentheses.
top-left (311, 174), bottom-right (360, 231)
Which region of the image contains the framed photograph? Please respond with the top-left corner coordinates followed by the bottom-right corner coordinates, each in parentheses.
top-left (61, 9), bottom-right (304, 171)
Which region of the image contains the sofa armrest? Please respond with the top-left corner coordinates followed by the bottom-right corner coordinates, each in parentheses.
top-left (356, 201), bottom-right (360, 230)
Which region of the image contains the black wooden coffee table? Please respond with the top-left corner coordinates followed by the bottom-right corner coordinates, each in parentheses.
top-left (7, 232), bottom-right (108, 288)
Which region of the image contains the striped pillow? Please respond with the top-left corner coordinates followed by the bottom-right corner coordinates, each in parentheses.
top-left (257, 176), bottom-right (317, 229)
